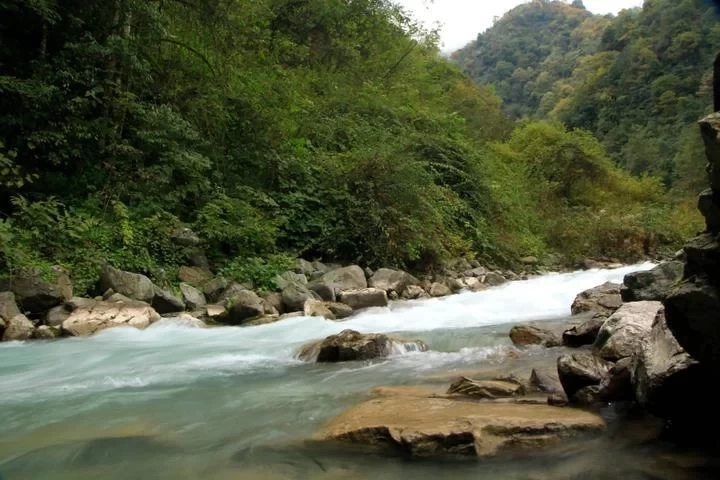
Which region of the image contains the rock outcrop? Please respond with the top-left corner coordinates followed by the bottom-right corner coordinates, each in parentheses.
top-left (319, 266), bottom-right (367, 292)
top-left (509, 325), bottom-right (561, 348)
top-left (61, 300), bottom-right (161, 336)
top-left (570, 282), bottom-right (622, 316)
top-left (316, 396), bottom-right (605, 458)
top-left (557, 353), bottom-right (613, 400)
top-left (297, 329), bottom-right (427, 363)
top-left (281, 282), bottom-right (320, 313)
top-left (593, 301), bottom-right (662, 361)
top-left (2, 314), bottom-right (35, 341)
top-left (99, 265), bottom-right (155, 303)
top-left (621, 261), bottom-right (684, 302)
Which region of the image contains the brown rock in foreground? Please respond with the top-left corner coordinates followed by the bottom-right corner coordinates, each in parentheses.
top-left (510, 325), bottom-right (561, 347)
top-left (316, 396), bottom-right (605, 458)
top-left (570, 282), bottom-right (622, 316)
top-left (447, 377), bottom-right (525, 399)
top-left (297, 329), bottom-right (427, 363)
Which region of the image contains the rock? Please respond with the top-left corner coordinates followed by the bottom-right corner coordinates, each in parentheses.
top-left (216, 283), bottom-right (252, 304)
top-left (529, 368), bottom-right (564, 394)
top-left (572, 386), bottom-right (604, 406)
top-left (483, 272), bottom-right (507, 286)
top-left (205, 304), bottom-right (226, 320)
top-left (308, 282), bottom-right (335, 302)
top-left (61, 300), bottom-right (161, 336)
top-left (262, 299), bottom-right (279, 316)
top-left (400, 285), bottom-right (426, 300)
top-left (369, 268), bottom-right (420, 294)
top-left (177, 266), bottom-right (213, 287)
top-left (0, 291), bottom-right (21, 322)
top-left (447, 377), bottom-right (525, 399)
top-left (582, 259), bottom-right (603, 270)
top-left (594, 301), bottom-right (662, 361)
top-left (278, 311), bottom-right (304, 321)
top-left (179, 283), bottom-right (206, 310)
top-left (683, 233), bottom-right (720, 278)
top-left (469, 266), bottom-right (488, 277)
top-left (33, 325), bottom-right (60, 339)
top-left (521, 256), bottom-right (539, 265)
top-left (2, 315), bottom-right (35, 341)
top-left (632, 309), bottom-right (708, 421)
top-left (316, 396), bottom-right (605, 458)
top-left (151, 288), bottom-right (185, 314)
top-left (188, 250), bottom-right (209, 269)
top-left (45, 303), bottom-right (72, 327)
top-left (281, 283), bottom-right (320, 312)
top-left (319, 265), bottom-right (367, 292)
top-left (153, 313), bottom-right (207, 329)
top-left (429, 282), bottom-right (451, 297)
top-left (699, 189), bottom-right (720, 232)
top-left (570, 282), bottom-right (622, 316)
top-left (219, 289), bottom-right (265, 325)
top-left (363, 267), bottom-right (374, 279)
top-left (202, 276), bottom-right (229, 302)
top-left (303, 299), bottom-right (336, 320)
top-left (297, 329), bottom-right (427, 363)
top-left (294, 258), bottom-right (315, 275)
top-left (557, 353), bottom-right (613, 399)
top-left (447, 278), bottom-right (465, 293)
top-left (562, 315), bottom-right (607, 347)
top-left (547, 394), bottom-right (569, 407)
top-left (621, 261), bottom-right (684, 302)
top-left (388, 291), bottom-right (399, 300)
top-left (463, 277), bottom-right (485, 292)
top-left (260, 292), bottom-right (284, 315)
top-left (665, 274), bottom-right (720, 367)
top-left (326, 302), bottom-right (353, 319)
top-left (2, 266), bottom-right (72, 314)
top-left (509, 325), bottom-right (561, 348)
top-left (338, 288), bottom-right (388, 310)
top-left (598, 357), bottom-right (634, 402)
top-left (699, 112), bottom-right (720, 191)
top-left (275, 271), bottom-right (307, 290)
top-left (99, 266), bottom-right (155, 303)
top-left (105, 292), bottom-right (137, 304)
top-left (170, 227), bottom-right (201, 246)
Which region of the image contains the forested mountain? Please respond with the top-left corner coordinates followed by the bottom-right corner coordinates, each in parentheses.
top-left (453, 0), bottom-right (720, 189)
top-left (0, 0), bottom-right (696, 294)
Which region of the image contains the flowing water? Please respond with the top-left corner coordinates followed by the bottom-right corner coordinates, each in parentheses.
top-left (1, 263), bottom-right (718, 480)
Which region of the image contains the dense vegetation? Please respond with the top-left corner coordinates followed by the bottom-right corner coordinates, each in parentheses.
top-left (0, 0), bottom-right (698, 294)
top-left (453, 0), bottom-right (720, 191)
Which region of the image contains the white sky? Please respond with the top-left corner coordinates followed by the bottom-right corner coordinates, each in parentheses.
top-left (395, 0), bottom-right (645, 52)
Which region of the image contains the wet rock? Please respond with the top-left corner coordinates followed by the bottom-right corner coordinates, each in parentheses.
top-left (179, 283), bottom-right (206, 310)
top-left (316, 396), bottom-right (605, 458)
top-left (401, 285), bottom-right (428, 300)
top-left (33, 324), bottom-right (60, 339)
top-left (303, 299), bottom-right (336, 320)
top-left (281, 282), bottom-right (320, 313)
top-left (2, 314), bottom-right (35, 341)
top-left (2, 266), bottom-right (72, 314)
top-left (338, 288), bottom-right (388, 310)
top-left (319, 266), bottom-right (367, 292)
top-left (529, 368), bottom-right (564, 394)
top-left (570, 282), bottom-right (622, 316)
top-left (683, 233), bottom-right (720, 278)
top-left (572, 385), bottom-right (604, 407)
top-left (509, 325), bottom-right (561, 348)
top-left (594, 301), bottom-right (662, 361)
top-left (260, 292), bottom-right (284, 315)
top-left (429, 282), bottom-right (451, 297)
top-left (557, 353), bottom-right (613, 399)
top-left (151, 288), bottom-right (185, 314)
top-left (447, 377), bottom-right (526, 399)
top-left (308, 282), bottom-right (335, 302)
top-left (154, 313), bottom-right (207, 329)
top-left (326, 302), bottom-right (353, 319)
top-left (243, 314), bottom-right (281, 327)
top-left (621, 261), bottom-right (684, 302)
top-left (665, 273), bottom-right (720, 367)
top-left (483, 272), bottom-right (507, 286)
top-left (202, 276), bottom-right (228, 302)
top-left (219, 289), bottom-right (265, 325)
top-left (297, 329), bottom-right (427, 363)
top-left (562, 315), bottom-right (607, 347)
top-left (61, 300), bottom-right (161, 336)
top-left (599, 357), bottom-right (634, 402)
top-left (368, 268), bottom-right (419, 295)
top-left (99, 265), bottom-right (155, 303)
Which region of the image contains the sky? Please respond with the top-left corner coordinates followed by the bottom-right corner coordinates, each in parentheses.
top-left (395, 0), bottom-right (645, 52)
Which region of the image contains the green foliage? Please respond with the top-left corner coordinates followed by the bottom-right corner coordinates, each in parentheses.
top-left (219, 254), bottom-right (295, 293)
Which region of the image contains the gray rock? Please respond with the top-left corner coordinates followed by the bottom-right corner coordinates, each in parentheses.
top-left (61, 300), bottom-right (161, 336)
top-left (594, 301), bottom-right (662, 361)
top-left (463, 277), bottom-right (485, 292)
top-left (202, 276), bottom-right (229, 302)
top-left (388, 291), bottom-right (399, 300)
top-left (364, 267), bottom-right (374, 279)
top-left (320, 265), bottom-right (367, 292)
top-left (621, 261), bottom-right (684, 302)
top-left (216, 283), bottom-right (251, 304)
top-left (151, 288), bottom-right (185, 314)
top-left (294, 259), bottom-right (315, 275)
top-left (2, 315), bottom-right (35, 341)
top-left (401, 285), bottom-right (428, 300)
top-left (557, 353), bottom-right (613, 399)
top-left (598, 357), bottom-right (634, 402)
top-left (571, 385), bottom-right (604, 406)
top-left (170, 227), bottom-right (201, 246)
top-left (1, 266), bottom-right (72, 314)
top-left (261, 292), bottom-right (284, 315)
top-left (339, 288), bottom-right (388, 310)
top-left (45, 303), bottom-right (72, 327)
top-left (326, 302), bottom-right (353, 319)
top-left (683, 233), bottom-right (720, 277)
top-left (369, 268), bottom-right (420, 294)
top-left (33, 325), bottom-right (60, 339)
top-left (562, 315), bottom-right (607, 348)
top-left (571, 282), bottom-right (622, 316)
top-left (303, 299), bottom-right (336, 320)
top-left (699, 189), bottom-right (720, 232)
top-left (0, 291), bottom-right (21, 322)
top-left (308, 282), bottom-right (336, 302)
top-left (447, 278), bottom-right (465, 293)
top-left (529, 368), bottom-right (563, 394)
top-left (483, 272), bottom-right (507, 286)
top-left (429, 282), bottom-right (452, 297)
top-left (699, 113), bottom-right (720, 192)
top-left (312, 261), bottom-right (331, 273)
top-left (297, 329), bottom-right (427, 363)
top-left (281, 283), bottom-right (320, 312)
top-left (275, 271), bottom-right (307, 290)
top-left (188, 250), bottom-right (210, 269)
top-left (99, 266), bottom-right (155, 303)
top-left (177, 266), bottom-right (214, 287)
top-left (219, 289), bottom-right (265, 325)
top-left (510, 325), bottom-right (561, 347)
top-left (180, 283), bottom-right (206, 310)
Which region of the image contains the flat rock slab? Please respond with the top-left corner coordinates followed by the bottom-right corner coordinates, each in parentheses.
top-left (316, 396), bottom-right (605, 458)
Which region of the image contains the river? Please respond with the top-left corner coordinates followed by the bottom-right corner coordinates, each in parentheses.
top-left (2, 262), bottom-right (717, 479)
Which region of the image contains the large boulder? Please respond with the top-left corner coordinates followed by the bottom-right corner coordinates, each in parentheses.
top-left (557, 353), bottom-right (613, 400)
top-left (326, 302), bottom-right (353, 319)
top-left (316, 396), bottom-right (605, 458)
top-left (483, 272), bottom-right (507, 286)
top-left (1, 266), bottom-right (72, 314)
top-left (303, 299), bottom-right (336, 320)
top-left (529, 368), bottom-right (564, 395)
top-left (61, 300), bottom-right (161, 336)
top-left (0, 291), bottom-right (21, 322)
top-left (151, 288), bottom-right (185, 314)
top-left (368, 269), bottom-right (419, 294)
top-left (177, 266), bottom-right (213, 287)
top-left (632, 309), bottom-right (709, 422)
top-left (319, 266), bottom-right (367, 292)
top-left (170, 227), bottom-right (201, 246)
top-left (275, 271), bottom-right (307, 290)
top-left (260, 292), bottom-right (284, 315)
top-left (308, 282), bottom-right (335, 302)
top-left (202, 276), bottom-right (229, 302)
top-left (562, 315), bottom-right (607, 348)
top-left (45, 303), bottom-right (72, 327)
top-left (621, 261), bottom-right (684, 302)
top-left (219, 289), bottom-right (265, 325)
top-left (570, 282), bottom-right (622, 316)
top-left (665, 273), bottom-right (720, 368)
top-left (699, 189), bottom-right (720, 233)
top-left (447, 377), bottom-right (525, 399)
top-left (281, 283), bottom-right (320, 313)
top-left (338, 288), bottom-right (388, 310)
top-left (401, 285), bottom-right (429, 300)
top-left (429, 282), bottom-right (452, 298)
top-left (509, 325), bottom-right (561, 348)
top-left (594, 301), bottom-right (662, 361)
top-left (2, 314), bottom-right (35, 341)
top-left (99, 266), bottom-right (155, 303)
top-left (180, 283), bottom-right (206, 310)
top-left (297, 329), bottom-right (427, 363)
